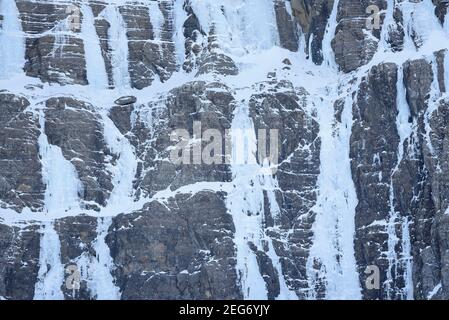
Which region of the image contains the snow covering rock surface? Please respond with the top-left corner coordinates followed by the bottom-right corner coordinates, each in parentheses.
top-left (0, 0), bottom-right (449, 300)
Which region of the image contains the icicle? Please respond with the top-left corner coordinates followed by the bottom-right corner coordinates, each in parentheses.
top-left (424, 55), bottom-right (441, 156)
top-left (379, 0), bottom-right (395, 51)
top-left (227, 101), bottom-right (268, 300)
top-left (395, 64), bottom-right (413, 160)
top-left (189, 0), bottom-right (279, 56)
top-left (385, 65), bottom-right (414, 300)
top-left (37, 110), bottom-right (82, 215)
top-left (0, 0), bottom-right (25, 78)
top-left (306, 92), bottom-right (361, 300)
top-left (149, 1), bottom-right (164, 41)
top-left (227, 97), bottom-right (295, 299)
top-left (401, 217), bottom-right (413, 299)
top-left (444, 50), bottom-right (449, 93)
top-left (321, 0), bottom-right (339, 69)
top-left (88, 217), bottom-right (121, 300)
top-left (34, 221), bottom-right (65, 300)
top-left (33, 107), bottom-right (83, 300)
top-left (398, 0), bottom-right (445, 51)
top-left (80, 3), bottom-right (108, 89)
top-left (103, 4), bottom-right (131, 89)
top-left (101, 111), bottom-right (138, 213)
top-left (173, 0), bottom-right (187, 65)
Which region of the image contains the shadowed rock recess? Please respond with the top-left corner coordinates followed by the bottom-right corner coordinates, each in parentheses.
top-left (1, 0), bottom-right (449, 300)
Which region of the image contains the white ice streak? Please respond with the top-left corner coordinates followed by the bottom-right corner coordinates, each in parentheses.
top-left (75, 217), bottom-right (121, 300)
top-left (80, 3), bottom-right (108, 88)
top-left (173, 0), bottom-right (188, 65)
top-left (226, 95), bottom-right (296, 300)
top-left (444, 50), bottom-right (449, 94)
top-left (227, 101), bottom-right (268, 300)
top-left (321, 0), bottom-right (340, 68)
top-left (101, 111), bottom-right (138, 214)
top-left (148, 1), bottom-right (164, 40)
top-left (385, 65), bottom-right (414, 300)
top-left (398, 0), bottom-right (446, 51)
top-left (33, 108), bottom-right (82, 300)
top-left (37, 110), bottom-right (82, 215)
top-left (379, 0), bottom-right (396, 51)
top-left (189, 0), bottom-right (279, 56)
top-left (34, 221), bottom-right (65, 300)
top-left (102, 4), bottom-right (131, 89)
top-left (306, 92), bottom-right (361, 300)
top-left (0, 0), bottom-right (25, 78)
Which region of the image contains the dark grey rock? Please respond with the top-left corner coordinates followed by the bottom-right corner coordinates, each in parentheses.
top-left (44, 97), bottom-right (114, 209)
top-left (350, 62), bottom-right (399, 299)
top-left (107, 192), bottom-right (241, 300)
top-left (114, 96), bottom-right (137, 106)
top-left (0, 93), bottom-right (44, 212)
top-left (17, 0), bottom-right (88, 85)
top-left (0, 223), bottom-right (41, 300)
top-left (249, 80), bottom-right (321, 298)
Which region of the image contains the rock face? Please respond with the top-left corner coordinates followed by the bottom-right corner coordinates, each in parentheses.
top-left (332, 0), bottom-right (386, 72)
top-left (1, 0), bottom-right (449, 301)
top-left (0, 223), bottom-right (41, 300)
top-left (44, 97), bottom-right (114, 209)
top-left (17, 0), bottom-right (88, 85)
top-left (107, 192), bottom-right (240, 300)
top-left (248, 80), bottom-right (320, 297)
top-left (291, 0), bottom-right (335, 63)
top-left (0, 93), bottom-right (44, 212)
top-left (350, 62), bottom-right (400, 300)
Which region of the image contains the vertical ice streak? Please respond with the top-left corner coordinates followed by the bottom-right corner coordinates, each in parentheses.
top-left (424, 56), bottom-right (441, 156)
top-left (88, 217), bottom-right (121, 300)
top-left (399, 0), bottom-right (446, 51)
top-left (79, 110), bottom-right (138, 299)
top-left (71, 218), bottom-right (120, 299)
top-left (227, 101), bottom-right (268, 300)
top-left (173, 0), bottom-right (187, 65)
top-left (189, 0), bottom-right (279, 56)
top-left (385, 65), bottom-right (414, 300)
top-left (401, 217), bottom-right (413, 299)
top-left (379, 0), bottom-right (395, 51)
top-left (398, 0), bottom-right (415, 51)
top-left (80, 3), bottom-right (108, 89)
top-left (34, 222), bottom-right (65, 300)
top-left (444, 50), bottom-right (449, 93)
top-left (227, 98), bottom-right (295, 300)
top-left (37, 110), bottom-right (82, 215)
top-left (103, 4), bottom-right (130, 89)
top-left (306, 91), bottom-right (361, 300)
top-left (0, 0), bottom-right (25, 78)
top-left (321, 0), bottom-right (339, 68)
top-left (149, 1), bottom-right (164, 40)
top-left (101, 112), bottom-right (138, 213)
top-left (34, 108), bottom-right (82, 300)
